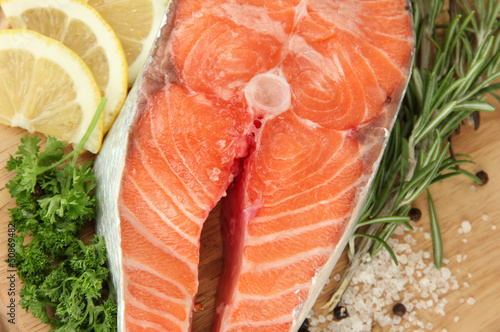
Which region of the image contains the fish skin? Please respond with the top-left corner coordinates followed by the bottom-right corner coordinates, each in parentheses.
top-left (95, 0), bottom-right (415, 331)
top-left (94, 1), bottom-right (180, 330)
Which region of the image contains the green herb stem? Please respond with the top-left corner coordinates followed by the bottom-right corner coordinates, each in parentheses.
top-left (70, 98), bottom-right (107, 166)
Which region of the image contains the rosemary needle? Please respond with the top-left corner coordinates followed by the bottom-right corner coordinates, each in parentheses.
top-left (427, 189), bottom-right (443, 269)
top-left (324, 0), bottom-right (500, 311)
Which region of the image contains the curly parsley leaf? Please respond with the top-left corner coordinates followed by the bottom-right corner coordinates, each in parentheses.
top-left (6, 100), bottom-right (117, 331)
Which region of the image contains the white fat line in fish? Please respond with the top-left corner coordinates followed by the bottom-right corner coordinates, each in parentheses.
top-left (127, 317), bottom-right (165, 331)
top-left (146, 110), bottom-right (215, 207)
top-left (129, 283), bottom-right (190, 306)
top-left (120, 203), bottom-right (199, 273)
top-left (334, 24), bottom-right (405, 78)
top-left (293, 0), bottom-right (309, 29)
top-left (251, 182), bottom-right (359, 224)
top-left (127, 177), bottom-right (203, 240)
top-left (223, 309), bottom-right (296, 328)
top-left (261, 159), bottom-right (362, 208)
top-left (127, 292), bottom-right (189, 328)
top-left (240, 246), bottom-right (335, 275)
top-left (215, 3), bottom-right (287, 42)
top-left (236, 282), bottom-right (312, 302)
top-left (245, 216), bottom-right (349, 246)
top-left (124, 258), bottom-right (192, 299)
top-left (133, 139), bottom-right (209, 223)
top-left (286, 35), bottom-right (344, 82)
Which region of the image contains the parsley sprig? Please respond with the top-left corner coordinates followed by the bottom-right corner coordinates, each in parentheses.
top-left (324, 0), bottom-right (500, 311)
top-left (5, 99), bottom-right (117, 331)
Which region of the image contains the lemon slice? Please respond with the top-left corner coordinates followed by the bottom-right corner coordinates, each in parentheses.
top-left (86, 0), bottom-right (169, 86)
top-left (1, 0), bottom-right (128, 132)
top-left (0, 29), bottom-right (103, 153)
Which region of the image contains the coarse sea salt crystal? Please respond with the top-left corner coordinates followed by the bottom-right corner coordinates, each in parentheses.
top-left (404, 234), bottom-right (417, 245)
top-left (394, 225), bottom-right (405, 235)
top-left (435, 304), bottom-right (445, 316)
top-left (441, 267), bottom-right (452, 280)
top-left (461, 220), bottom-right (472, 233)
top-left (209, 168), bottom-right (221, 181)
top-left (493, 225), bottom-right (497, 230)
top-left (312, 226), bottom-right (462, 332)
top-left (482, 214), bottom-right (489, 221)
top-left (350, 316), bottom-right (364, 330)
top-left (467, 297), bottom-right (476, 305)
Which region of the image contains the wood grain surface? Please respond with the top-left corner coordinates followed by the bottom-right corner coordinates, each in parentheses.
top-left (0, 108), bottom-right (499, 332)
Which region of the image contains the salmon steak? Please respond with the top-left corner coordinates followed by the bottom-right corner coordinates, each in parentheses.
top-left (95, 0), bottom-right (415, 331)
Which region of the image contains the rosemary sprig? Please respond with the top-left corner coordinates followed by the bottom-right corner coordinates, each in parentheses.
top-left (324, 0), bottom-right (499, 311)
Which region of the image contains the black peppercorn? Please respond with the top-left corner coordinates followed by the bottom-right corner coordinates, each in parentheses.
top-left (475, 170), bottom-right (489, 186)
top-left (408, 208), bottom-right (422, 222)
top-left (333, 305), bottom-right (349, 320)
top-left (33, 183), bottom-right (45, 197)
top-left (298, 318), bottom-right (309, 332)
top-left (393, 302), bottom-right (406, 316)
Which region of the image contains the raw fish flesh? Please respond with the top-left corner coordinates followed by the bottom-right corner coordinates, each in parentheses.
top-left (95, 0), bottom-right (415, 331)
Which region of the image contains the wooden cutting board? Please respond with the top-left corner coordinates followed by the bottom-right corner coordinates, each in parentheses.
top-left (0, 105), bottom-right (499, 331)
